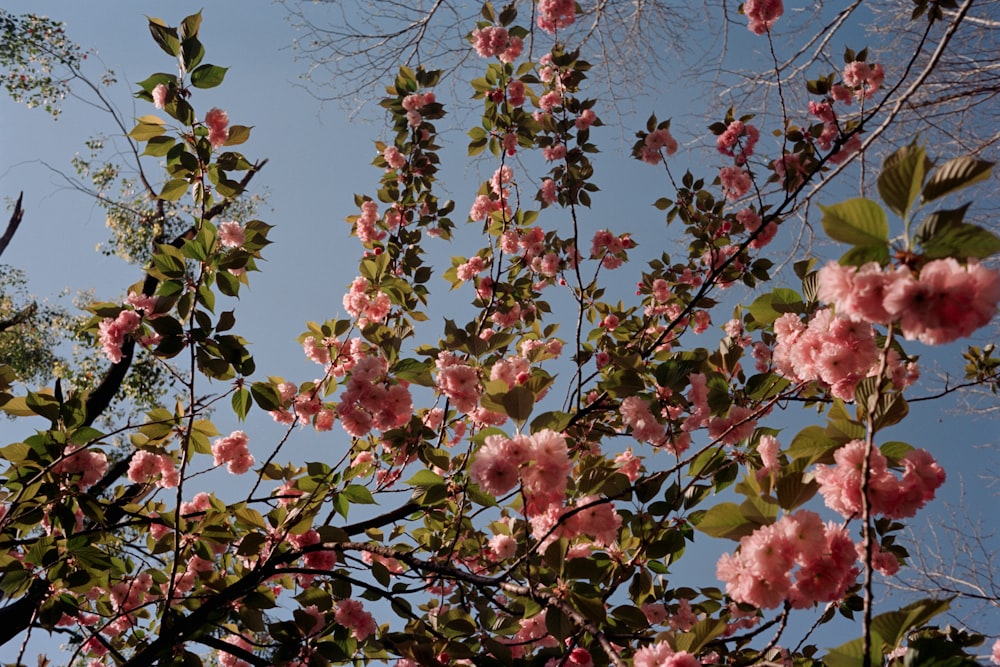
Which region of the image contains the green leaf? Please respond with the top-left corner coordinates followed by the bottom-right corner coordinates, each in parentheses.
top-left (919, 218), bottom-right (1000, 261)
top-left (787, 425), bottom-right (836, 463)
top-left (250, 382), bottom-right (282, 411)
top-left (232, 388), bottom-right (251, 420)
top-left (545, 607), bottom-right (571, 642)
top-left (922, 156), bottom-right (994, 203)
top-left (873, 597), bottom-right (952, 648)
top-left (820, 198), bottom-right (889, 246)
top-left (342, 484), bottom-right (376, 505)
top-left (159, 179), bottom-right (189, 202)
top-left (501, 386), bottom-right (534, 422)
top-left (190, 64), bottom-right (228, 89)
top-left (674, 618), bottom-right (728, 654)
top-left (129, 121), bottom-right (166, 141)
top-left (775, 471), bottom-right (818, 510)
top-left (406, 470), bottom-right (444, 487)
top-left (824, 633), bottom-right (884, 667)
top-left (26, 391), bottom-right (59, 422)
top-left (180, 12), bottom-right (202, 39)
top-left (143, 135), bottom-right (175, 157)
top-left (692, 502), bottom-right (756, 540)
top-left (877, 143), bottom-right (930, 219)
top-left (147, 18), bottom-right (180, 57)
top-left (840, 244), bottom-right (891, 267)
top-left (746, 288), bottom-right (803, 326)
top-left (225, 125), bottom-right (252, 146)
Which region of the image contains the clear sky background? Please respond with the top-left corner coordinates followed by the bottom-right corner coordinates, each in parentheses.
top-left (1, 0), bottom-right (998, 662)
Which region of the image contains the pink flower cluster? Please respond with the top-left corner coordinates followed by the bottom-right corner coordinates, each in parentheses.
top-left (219, 635), bottom-right (253, 667)
top-left (591, 229), bottom-right (634, 269)
top-left (620, 396), bottom-right (688, 455)
top-left (544, 648), bottom-right (593, 667)
top-left (383, 145), bottom-right (406, 170)
top-left (638, 127), bottom-right (678, 165)
top-left (401, 91), bottom-right (434, 127)
top-left (736, 208), bottom-right (777, 249)
top-left (108, 572), bottom-right (154, 635)
top-left (151, 83), bottom-right (168, 109)
top-left (818, 259), bottom-right (1000, 346)
top-left (435, 352), bottom-right (482, 413)
top-left (288, 529), bottom-right (338, 585)
top-left (212, 430), bottom-right (254, 474)
top-left (334, 598), bottom-right (377, 641)
top-left (469, 193), bottom-right (508, 221)
top-left (98, 309), bottom-right (142, 363)
top-left (716, 120), bottom-right (759, 163)
top-left (840, 60), bottom-right (885, 101)
top-left (470, 429), bottom-right (618, 547)
top-left (337, 354), bottom-right (413, 437)
top-left (205, 107), bottom-right (229, 148)
top-left (53, 445), bottom-right (108, 490)
top-left (128, 450), bottom-right (179, 488)
top-left (716, 510), bottom-right (858, 609)
top-left (456, 255), bottom-right (486, 282)
top-left (537, 0), bottom-right (576, 32)
top-left (353, 200), bottom-right (386, 243)
top-left (218, 220), bottom-right (245, 248)
top-left (772, 152), bottom-right (805, 191)
top-left (719, 165), bottom-right (752, 201)
top-left (772, 309), bottom-right (915, 400)
top-left (633, 641), bottom-right (699, 667)
top-left (343, 276), bottom-right (392, 323)
top-left (815, 440), bottom-right (945, 520)
top-left (470, 26), bottom-right (523, 62)
top-left (744, 0), bottom-right (784, 34)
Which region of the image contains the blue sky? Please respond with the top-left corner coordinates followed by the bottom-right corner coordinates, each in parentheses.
top-left (1, 0), bottom-right (998, 662)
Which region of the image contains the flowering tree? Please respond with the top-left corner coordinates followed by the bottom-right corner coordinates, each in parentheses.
top-left (2, 4), bottom-right (1000, 667)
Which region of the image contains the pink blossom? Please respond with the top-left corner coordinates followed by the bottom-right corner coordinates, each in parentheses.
top-left (640, 127), bottom-right (678, 164)
top-left (716, 120), bottom-right (759, 161)
top-left (543, 143), bottom-right (567, 161)
top-left (383, 145), bottom-right (406, 169)
top-left (843, 61), bottom-right (885, 100)
top-left (537, 0), bottom-right (576, 32)
top-left (489, 533), bottom-right (517, 560)
top-left (212, 430), bottom-right (254, 475)
top-left (128, 450), bottom-right (178, 488)
top-left (575, 108), bottom-right (597, 130)
top-left (507, 79), bottom-right (526, 107)
top-left (54, 445), bottom-right (108, 490)
top-left (218, 221), bottom-right (245, 248)
top-left (773, 152), bottom-right (805, 191)
top-left (815, 440), bottom-right (945, 519)
top-left (334, 598), bottom-right (377, 641)
top-left (757, 434), bottom-right (780, 478)
top-left (470, 435), bottom-right (521, 496)
top-left (634, 642), bottom-right (698, 667)
top-left (991, 638), bottom-right (1000, 665)
top-left (98, 309), bottom-right (142, 363)
top-left (717, 510), bottom-right (858, 610)
top-left (565, 495), bottom-right (621, 545)
top-left (744, 0), bottom-right (784, 34)
top-left (205, 108), bottom-right (229, 148)
top-left (151, 83), bottom-right (168, 109)
top-left (540, 178), bottom-right (558, 205)
top-left (719, 165), bottom-right (752, 201)
top-left (471, 26), bottom-right (510, 59)
top-left (500, 36), bottom-right (523, 63)
top-left (435, 353), bottom-right (481, 412)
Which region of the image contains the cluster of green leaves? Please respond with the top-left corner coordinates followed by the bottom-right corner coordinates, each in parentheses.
top-left (0, 10), bottom-right (83, 117)
top-left (821, 142), bottom-right (998, 266)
